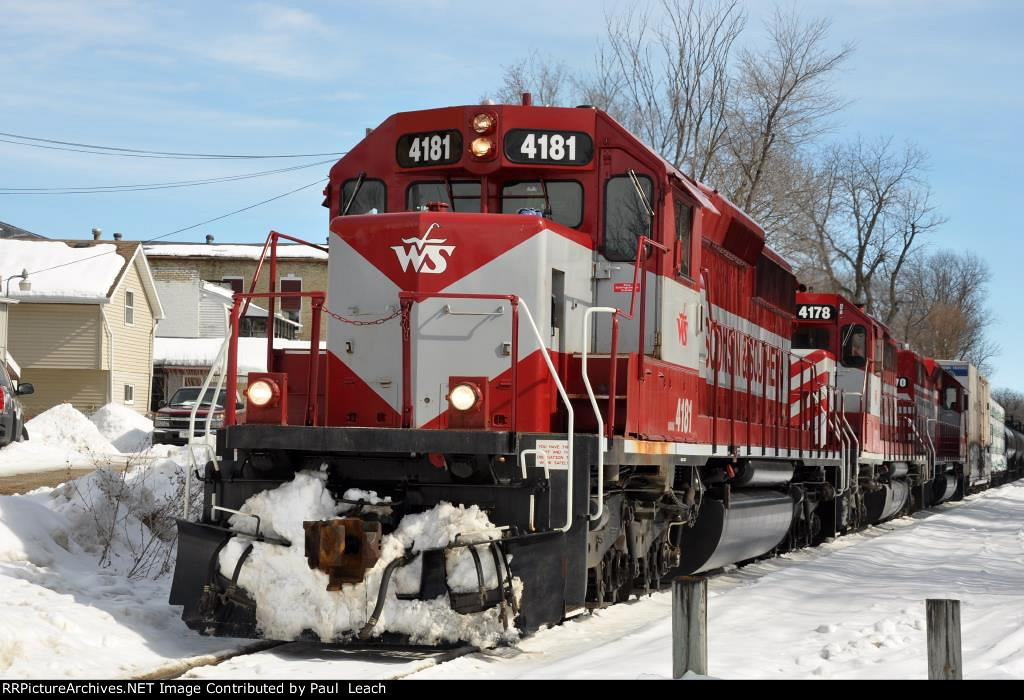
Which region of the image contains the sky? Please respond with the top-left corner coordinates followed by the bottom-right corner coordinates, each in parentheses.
top-left (1, 0), bottom-right (1021, 386)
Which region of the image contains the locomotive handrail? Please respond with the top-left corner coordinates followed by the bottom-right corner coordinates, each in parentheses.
top-left (243, 230), bottom-right (330, 372)
top-left (905, 416), bottom-right (934, 482)
top-left (925, 418), bottom-right (940, 479)
top-left (224, 290), bottom-right (326, 428)
top-left (832, 390), bottom-right (850, 494)
top-left (182, 330), bottom-right (230, 518)
top-left (399, 292), bottom-right (576, 533)
top-left (581, 306), bottom-right (618, 522)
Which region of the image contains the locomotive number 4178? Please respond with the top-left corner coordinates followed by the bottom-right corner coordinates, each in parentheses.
top-left (796, 304), bottom-right (836, 320)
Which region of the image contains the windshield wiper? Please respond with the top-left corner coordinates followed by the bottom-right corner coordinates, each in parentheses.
top-left (627, 169), bottom-right (654, 232)
top-left (341, 171), bottom-right (367, 215)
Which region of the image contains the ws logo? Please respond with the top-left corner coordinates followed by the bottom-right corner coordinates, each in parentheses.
top-left (391, 223), bottom-right (455, 274)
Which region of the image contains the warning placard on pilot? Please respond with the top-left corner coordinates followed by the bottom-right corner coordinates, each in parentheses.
top-left (536, 440), bottom-right (570, 470)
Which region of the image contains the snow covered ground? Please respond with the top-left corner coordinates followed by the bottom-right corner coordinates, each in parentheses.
top-left (0, 403), bottom-right (1021, 681)
top-left (0, 405), bottom-right (246, 678)
top-left (0, 403), bottom-right (154, 477)
top-left (412, 481), bottom-right (1024, 680)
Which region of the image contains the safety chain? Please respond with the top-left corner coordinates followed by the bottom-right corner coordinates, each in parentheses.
top-left (322, 304), bottom-right (401, 326)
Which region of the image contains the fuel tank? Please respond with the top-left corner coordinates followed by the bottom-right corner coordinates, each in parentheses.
top-left (675, 490), bottom-right (794, 575)
top-left (862, 480), bottom-right (910, 524)
top-left (930, 474), bottom-right (958, 505)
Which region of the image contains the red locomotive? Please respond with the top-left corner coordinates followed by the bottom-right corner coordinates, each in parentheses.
top-left (170, 96), bottom-right (1022, 643)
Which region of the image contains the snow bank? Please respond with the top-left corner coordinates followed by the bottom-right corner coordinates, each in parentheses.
top-left (0, 448), bottom-right (235, 677)
top-left (218, 471), bottom-right (518, 648)
top-left (91, 402), bottom-right (153, 453)
top-left (26, 403), bottom-right (118, 455)
top-left (0, 403), bottom-right (123, 476)
top-left (0, 441), bottom-right (95, 476)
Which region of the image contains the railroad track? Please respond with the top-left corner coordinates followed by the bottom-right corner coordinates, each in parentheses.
top-left (133, 641), bottom-right (478, 680)
top-left (129, 486), bottom-right (996, 680)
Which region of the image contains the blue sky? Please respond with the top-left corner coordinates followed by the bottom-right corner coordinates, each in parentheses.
top-left (1, 0), bottom-right (1021, 387)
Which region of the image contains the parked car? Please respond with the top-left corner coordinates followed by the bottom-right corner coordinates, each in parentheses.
top-left (152, 387), bottom-right (244, 446)
top-left (0, 365), bottom-right (33, 448)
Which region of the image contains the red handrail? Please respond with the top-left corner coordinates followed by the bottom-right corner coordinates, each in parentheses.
top-left (224, 290), bottom-right (326, 427)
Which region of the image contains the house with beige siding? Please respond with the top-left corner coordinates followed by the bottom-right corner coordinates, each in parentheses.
top-left (144, 239), bottom-right (327, 341)
top-left (0, 239), bottom-right (164, 418)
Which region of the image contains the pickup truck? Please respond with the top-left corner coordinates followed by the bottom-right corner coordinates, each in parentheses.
top-left (152, 387), bottom-right (244, 445)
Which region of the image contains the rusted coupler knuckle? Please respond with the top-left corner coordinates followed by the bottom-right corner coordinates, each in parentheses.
top-left (303, 518), bottom-right (383, 590)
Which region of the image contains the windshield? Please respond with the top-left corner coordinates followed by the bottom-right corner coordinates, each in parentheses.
top-left (501, 180), bottom-right (582, 228)
top-left (168, 388), bottom-right (228, 408)
top-left (407, 181), bottom-right (481, 212)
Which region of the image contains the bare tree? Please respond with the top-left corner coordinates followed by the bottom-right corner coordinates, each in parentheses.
top-left (798, 137), bottom-right (944, 315)
top-left (494, 55), bottom-right (572, 107)
top-left (993, 389), bottom-right (1024, 422)
top-left (580, 0), bottom-right (746, 181)
top-left (892, 250), bottom-right (997, 371)
top-left (723, 7), bottom-right (852, 232)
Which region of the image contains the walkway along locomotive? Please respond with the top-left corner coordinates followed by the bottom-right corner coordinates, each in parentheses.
top-left (169, 96), bottom-right (1024, 642)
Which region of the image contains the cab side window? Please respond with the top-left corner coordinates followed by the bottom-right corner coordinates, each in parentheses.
top-left (840, 324), bottom-right (867, 369)
top-left (603, 174), bottom-right (653, 262)
top-left (674, 198), bottom-right (693, 278)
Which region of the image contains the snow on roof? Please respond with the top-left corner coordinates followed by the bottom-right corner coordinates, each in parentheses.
top-left (0, 239), bottom-right (128, 301)
top-left (154, 337), bottom-right (322, 374)
top-left (144, 243), bottom-right (328, 261)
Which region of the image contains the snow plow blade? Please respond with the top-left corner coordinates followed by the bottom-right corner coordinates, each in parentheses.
top-left (169, 520), bottom-right (232, 609)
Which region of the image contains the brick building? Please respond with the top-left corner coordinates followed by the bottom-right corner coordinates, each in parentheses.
top-left (144, 240), bottom-right (328, 341)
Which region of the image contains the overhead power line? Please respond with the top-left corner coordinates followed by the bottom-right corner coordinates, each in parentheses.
top-left (0, 130), bottom-right (348, 159)
top-left (0, 158), bottom-right (336, 194)
top-left (18, 177), bottom-right (329, 279)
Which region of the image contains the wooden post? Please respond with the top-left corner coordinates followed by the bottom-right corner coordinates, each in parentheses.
top-left (926, 599), bottom-right (963, 680)
top-left (672, 576), bottom-right (707, 678)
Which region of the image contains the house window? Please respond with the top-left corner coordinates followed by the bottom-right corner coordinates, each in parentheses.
top-left (280, 278), bottom-right (302, 322)
top-left (125, 291), bottom-right (135, 326)
top-left (124, 384), bottom-right (135, 404)
top-left (221, 277), bottom-right (244, 294)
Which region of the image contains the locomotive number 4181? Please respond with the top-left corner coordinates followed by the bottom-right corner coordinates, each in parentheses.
top-left (796, 304), bottom-right (836, 320)
top-left (396, 130), bottom-right (463, 168)
top-left (503, 129), bottom-right (594, 165)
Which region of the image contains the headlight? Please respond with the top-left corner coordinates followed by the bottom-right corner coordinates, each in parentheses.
top-left (449, 383), bottom-right (480, 412)
top-left (246, 380), bottom-right (277, 407)
top-left (155, 417), bottom-right (173, 428)
top-left (472, 113), bottom-right (495, 133)
top-left (209, 417), bottom-right (225, 429)
top-left (470, 137), bottom-right (494, 158)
